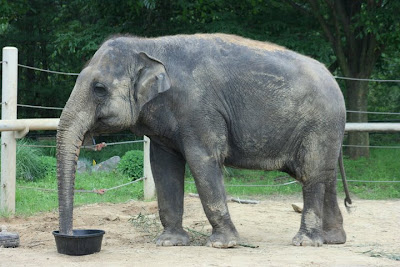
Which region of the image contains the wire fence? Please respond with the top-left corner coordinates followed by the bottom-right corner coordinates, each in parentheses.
top-left (14, 175), bottom-right (400, 196)
top-left (17, 104), bottom-right (64, 110)
top-left (18, 177), bottom-right (146, 194)
top-left (346, 110), bottom-right (400, 116)
top-left (10, 62), bottom-right (400, 82)
top-left (17, 63), bottom-right (79, 76)
top-left (18, 139), bottom-right (146, 149)
top-left (10, 63), bottom-right (400, 115)
top-left (3, 62), bottom-right (400, 193)
top-left (333, 76), bottom-right (400, 83)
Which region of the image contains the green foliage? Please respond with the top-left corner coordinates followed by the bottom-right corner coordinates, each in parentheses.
top-left (15, 140), bottom-right (48, 181)
top-left (0, 139), bottom-right (56, 182)
top-left (342, 149), bottom-right (400, 199)
top-left (38, 156), bottom-right (57, 177)
top-left (117, 150), bottom-right (144, 180)
top-left (79, 140), bottom-right (143, 163)
top-left (1, 0), bottom-right (398, 125)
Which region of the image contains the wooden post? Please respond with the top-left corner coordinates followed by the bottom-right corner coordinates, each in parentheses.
top-left (143, 136), bottom-right (155, 200)
top-left (1, 47), bottom-right (18, 214)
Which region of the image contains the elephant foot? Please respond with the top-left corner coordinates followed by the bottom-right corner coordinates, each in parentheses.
top-left (156, 229), bottom-right (190, 246)
top-left (206, 230), bottom-right (239, 248)
top-left (292, 231), bottom-right (324, 247)
top-left (323, 228), bottom-right (346, 244)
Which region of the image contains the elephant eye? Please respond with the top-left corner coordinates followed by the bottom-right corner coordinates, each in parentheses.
top-left (93, 83), bottom-right (108, 97)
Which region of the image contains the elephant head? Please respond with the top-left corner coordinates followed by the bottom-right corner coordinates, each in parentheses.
top-left (56, 38), bottom-right (171, 234)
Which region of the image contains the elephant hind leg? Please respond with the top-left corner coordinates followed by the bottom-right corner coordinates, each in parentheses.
top-left (322, 179), bottom-right (346, 244)
top-left (292, 170), bottom-right (346, 246)
top-left (292, 181), bottom-right (325, 247)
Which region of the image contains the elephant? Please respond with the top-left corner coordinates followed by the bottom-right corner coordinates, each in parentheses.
top-left (56, 33), bottom-right (352, 248)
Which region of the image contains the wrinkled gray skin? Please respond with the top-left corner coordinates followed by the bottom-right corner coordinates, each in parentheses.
top-left (57, 34), bottom-right (347, 248)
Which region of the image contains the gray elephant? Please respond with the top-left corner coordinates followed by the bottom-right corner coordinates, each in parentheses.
top-left (57, 33), bottom-right (351, 248)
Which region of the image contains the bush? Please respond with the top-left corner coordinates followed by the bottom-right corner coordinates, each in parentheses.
top-left (15, 140), bottom-right (48, 181)
top-left (117, 150), bottom-right (144, 180)
top-left (38, 156), bottom-right (57, 177)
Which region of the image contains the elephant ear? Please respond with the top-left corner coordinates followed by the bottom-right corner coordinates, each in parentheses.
top-left (135, 52), bottom-right (171, 109)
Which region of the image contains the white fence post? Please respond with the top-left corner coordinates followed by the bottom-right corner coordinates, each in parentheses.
top-left (1, 47), bottom-right (18, 214)
top-left (143, 136), bottom-right (155, 200)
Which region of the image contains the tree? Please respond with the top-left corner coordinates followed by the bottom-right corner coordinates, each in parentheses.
top-left (1, 0), bottom-right (399, 156)
top-left (286, 0), bottom-right (400, 159)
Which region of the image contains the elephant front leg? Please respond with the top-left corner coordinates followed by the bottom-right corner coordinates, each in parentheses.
top-left (150, 141), bottom-right (189, 246)
top-left (292, 181), bottom-right (325, 247)
top-left (188, 155), bottom-right (239, 248)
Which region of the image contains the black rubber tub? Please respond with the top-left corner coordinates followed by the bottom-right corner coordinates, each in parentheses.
top-left (52, 229), bottom-right (105, 256)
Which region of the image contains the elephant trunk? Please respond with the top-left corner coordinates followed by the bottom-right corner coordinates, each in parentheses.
top-left (56, 107), bottom-right (92, 235)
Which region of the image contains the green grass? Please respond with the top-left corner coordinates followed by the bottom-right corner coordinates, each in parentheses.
top-left (2, 145), bottom-right (399, 216)
top-left (15, 171), bottom-right (144, 216)
top-left (342, 149), bottom-right (400, 199)
top-left (185, 169), bottom-right (302, 198)
top-left (186, 149), bottom-right (400, 200)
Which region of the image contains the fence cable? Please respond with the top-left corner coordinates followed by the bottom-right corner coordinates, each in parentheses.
top-left (17, 63), bottom-right (79, 76)
top-left (17, 104), bottom-right (64, 110)
top-left (343, 145), bottom-right (400, 149)
top-left (345, 179), bottom-right (400, 183)
top-left (17, 139), bottom-right (146, 149)
top-left (16, 141), bottom-right (398, 150)
top-left (15, 102), bottom-right (400, 115)
top-left (18, 144), bottom-right (57, 148)
top-left (334, 76), bottom-right (400, 83)
top-left (347, 110), bottom-right (400, 115)
top-left (13, 63), bottom-right (400, 81)
top-left (224, 181), bottom-right (298, 187)
top-left (82, 140), bottom-right (146, 148)
top-left (18, 177), bottom-right (146, 194)
top-left (187, 178), bottom-right (399, 187)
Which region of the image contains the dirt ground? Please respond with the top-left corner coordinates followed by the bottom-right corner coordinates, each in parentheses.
top-left (1, 195), bottom-right (399, 267)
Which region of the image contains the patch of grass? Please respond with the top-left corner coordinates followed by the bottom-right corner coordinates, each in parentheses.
top-left (362, 249), bottom-right (400, 261)
top-left (129, 212), bottom-right (162, 241)
top-left (15, 171), bottom-right (143, 216)
top-left (342, 149), bottom-right (400, 199)
top-left (185, 169), bottom-right (302, 198)
top-left (15, 140), bottom-right (48, 181)
top-left (5, 145), bottom-right (399, 217)
top-left (185, 150), bottom-right (400, 200)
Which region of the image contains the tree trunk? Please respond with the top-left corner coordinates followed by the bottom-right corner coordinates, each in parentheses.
top-left (346, 80), bottom-right (369, 159)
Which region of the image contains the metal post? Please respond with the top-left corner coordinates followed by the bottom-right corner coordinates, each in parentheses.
top-left (1, 47), bottom-right (18, 214)
top-left (143, 136), bottom-right (155, 200)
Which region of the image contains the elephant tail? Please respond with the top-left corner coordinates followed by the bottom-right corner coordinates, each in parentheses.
top-left (339, 147), bottom-right (352, 212)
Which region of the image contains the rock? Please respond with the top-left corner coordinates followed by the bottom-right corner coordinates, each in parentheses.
top-left (77, 160), bottom-right (89, 174)
top-left (291, 203), bottom-right (303, 213)
top-left (92, 156), bottom-right (121, 173)
top-left (105, 215), bottom-right (119, 221)
top-left (0, 228), bottom-right (20, 248)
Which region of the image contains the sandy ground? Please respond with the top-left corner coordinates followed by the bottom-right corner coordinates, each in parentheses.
top-left (1, 195), bottom-right (399, 267)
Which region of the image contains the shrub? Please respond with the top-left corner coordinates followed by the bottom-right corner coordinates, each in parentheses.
top-left (39, 156), bottom-right (57, 177)
top-left (15, 140), bottom-right (48, 181)
top-left (117, 150), bottom-right (144, 180)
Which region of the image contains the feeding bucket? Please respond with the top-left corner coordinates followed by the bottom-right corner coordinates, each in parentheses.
top-left (52, 229), bottom-right (105, 256)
